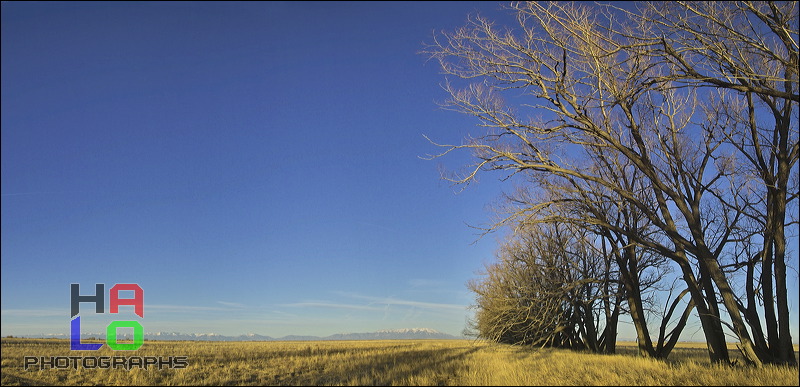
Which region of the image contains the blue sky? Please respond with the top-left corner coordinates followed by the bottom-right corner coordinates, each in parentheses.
top-left (1, 1), bottom-right (518, 338)
top-left (1, 1), bottom-right (796, 343)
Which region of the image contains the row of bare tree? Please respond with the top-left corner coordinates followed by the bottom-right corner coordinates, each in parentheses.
top-left (424, 1), bottom-right (797, 366)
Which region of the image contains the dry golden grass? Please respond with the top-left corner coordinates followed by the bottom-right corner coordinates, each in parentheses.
top-left (1, 338), bottom-right (797, 386)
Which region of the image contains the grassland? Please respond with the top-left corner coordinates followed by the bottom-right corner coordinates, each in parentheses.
top-left (1, 338), bottom-right (797, 386)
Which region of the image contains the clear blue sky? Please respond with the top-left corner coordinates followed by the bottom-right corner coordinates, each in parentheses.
top-left (1, 1), bottom-right (518, 338)
top-left (2, 1), bottom-right (796, 343)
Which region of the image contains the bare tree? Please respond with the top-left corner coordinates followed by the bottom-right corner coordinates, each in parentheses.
top-left (468, 222), bottom-right (623, 351)
top-left (622, 0), bottom-right (799, 366)
top-left (503, 162), bottom-right (686, 359)
top-left (423, 1), bottom-right (798, 366)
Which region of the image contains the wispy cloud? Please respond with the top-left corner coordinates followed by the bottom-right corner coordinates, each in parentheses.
top-left (1, 309), bottom-right (63, 318)
top-left (407, 279), bottom-right (445, 288)
top-left (281, 302), bottom-right (383, 312)
top-left (372, 298), bottom-right (466, 312)
top-left (333, 291), bottom-right (467, 312)
top-left (270, 310), bottom-right (299, 318)
top-left (406, 278), bottom-right (471, 299)
top-left (216, 301), bottom-right (246, 308)
top-left (148, 304), bottom-right (241, 313)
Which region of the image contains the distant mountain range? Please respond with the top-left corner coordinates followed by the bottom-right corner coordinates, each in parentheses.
top-left (16, 328), bottom-right (461, 341)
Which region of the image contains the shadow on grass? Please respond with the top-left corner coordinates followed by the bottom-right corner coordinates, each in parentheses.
top-left (275, 344), bottom-right (481, 386)
top-left (608, 343), bottom-right (799, 366)
top-left (1, 371), bottom-right (46, 386)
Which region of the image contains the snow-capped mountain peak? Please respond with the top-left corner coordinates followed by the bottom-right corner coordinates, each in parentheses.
top-left (375, 328), bottom-right (441, 334)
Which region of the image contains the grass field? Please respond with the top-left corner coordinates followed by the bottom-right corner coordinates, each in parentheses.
top-left (1, 338), bottom-right (797, 386)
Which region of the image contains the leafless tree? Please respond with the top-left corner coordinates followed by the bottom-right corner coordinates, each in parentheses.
top-left (468, 222), bottom-right (623, 351)
top-left (626, 0), bottom-right (799, 366)
top-left (548, 171), bottom-right (684, 359)
top-left (423, 1), bottom-right (797, 366)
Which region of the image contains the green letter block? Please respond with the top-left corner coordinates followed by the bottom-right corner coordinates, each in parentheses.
top-left (106, 321), bottom-right (143, 350)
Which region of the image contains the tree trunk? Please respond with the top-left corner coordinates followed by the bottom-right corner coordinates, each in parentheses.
top-left (696, 260), bottom-right (730, 364)
top-left (703, 255), bottom-right (764, 367)
top-left (657, 296), bottom-right (694, 359)
top-left (773, 154), bottom-right (796, 365)
top-left (620, 245), bottom-right (656, 358)
top-left (743, 256), bottom-right (770, 361)
top-left (674, 258), bottom-right (730, 364)
top-left (603, 304), bottom-right (620, 354)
